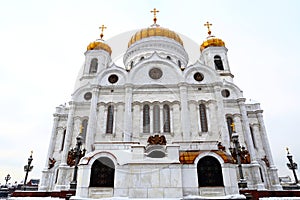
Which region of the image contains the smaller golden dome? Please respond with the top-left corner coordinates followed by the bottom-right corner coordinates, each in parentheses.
top-left (128, 27), bottom-right (183, 47)
top-left (87, 41), bottom-right (112, 55)
top-left (200, 37), bottom-right (225, 51)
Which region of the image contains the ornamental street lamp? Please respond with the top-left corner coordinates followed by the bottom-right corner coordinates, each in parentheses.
top-left (286, 147), bottom-right (299, 184)
top-left (4, 174), bottom-right (11, 186)
top-left (70, 134), bottom-right (84, 190)
top-left (231, 131), bottom-right (247, 188)
top-left (23, 151), bottom-right (33, 190)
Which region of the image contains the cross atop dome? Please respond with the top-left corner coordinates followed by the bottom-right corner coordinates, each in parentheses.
top-left (150, 8), bottom-right (159, 26)
top-left (99, 24), bottom-right (107, 40)
top-left (204, 21), bottom-right (212, 36)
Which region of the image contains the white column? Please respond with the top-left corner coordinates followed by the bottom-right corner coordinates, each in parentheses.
top-left (238, 99), bottom-right (265, 190)
top-left (86, 86), bottom-right (99, 152)
top-left (45, 113), bottom-right (59, 167)
top-left (39, 111), bottom-right (60, 191)
top-left (213, 85), bottom-right (230, 148)
top-left (123, 84), bottom-right (133, 141)
top-left (179, 83), bottom-right (190, 140)
top-left (237, 98), bottom-right (257, 162)
top-left (150, 105), bottom-right (153, 134)
top-left (140, 105), bottom-right (143, 135)
top-left (60, 102), bottom-right (75, 165)
top-left (170, 106), bottom-right (174, 136)
top-left (160, 105), bottom-right (164, 133)
top-left (233, 114), bottom-right (246, 147)
top-left (257, 110), bottom-right (282, 190)
top-left (207, 100), bottom-right (217, 136)
top-left (256, 111), bottom-right (274, 166)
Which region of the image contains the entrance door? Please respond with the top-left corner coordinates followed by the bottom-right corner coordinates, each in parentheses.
top-left (197, 156), bottom-right (223, 187)
top-left (90, 157), bottom-right (115, 187)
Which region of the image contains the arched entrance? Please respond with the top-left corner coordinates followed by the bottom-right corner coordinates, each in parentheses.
top-left (90, 157), bottom-right (115, 187)
top-left (197, 156), bottom-right (224, 187)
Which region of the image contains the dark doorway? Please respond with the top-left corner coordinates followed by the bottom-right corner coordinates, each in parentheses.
top-left (90, 157), bottom-right (115, 187)
top-left (197, 156), bottom-right (224, 187)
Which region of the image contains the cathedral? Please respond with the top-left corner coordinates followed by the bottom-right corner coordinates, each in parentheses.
top-left (39, 9), bottom-right (282, 199)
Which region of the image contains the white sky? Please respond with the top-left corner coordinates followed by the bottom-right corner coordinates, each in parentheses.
top-left (0, 0), bottom-right (300, 184)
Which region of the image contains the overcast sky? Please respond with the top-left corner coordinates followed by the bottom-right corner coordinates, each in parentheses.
top-left (0, 0), bottom-right (300, 184)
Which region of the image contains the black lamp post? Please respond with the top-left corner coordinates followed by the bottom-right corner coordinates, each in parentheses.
top-left (231, 132), bottom-right (247, 188)
top-left (4, 174), bottom-right (11, 186)
top-left (23, 151), bottom-right (33, 190)
top-left (286, 147), bottom-right (299, 184)
top-left (70, 134), bottom-right (83, 190)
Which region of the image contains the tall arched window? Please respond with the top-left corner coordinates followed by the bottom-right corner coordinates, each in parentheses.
top-left (143, 104), bottom-right (150, 133)
top-left (163, 104), bottom-right (170, 133)
top-left (90, 157), bottom-right (115, 187)
top-left (250, 125), bottom-right (256, 148)
top-left (89, 58), bottom-right (98, 73)
top-left (214, 55), bottom-right (224, 70)
top-left (60, 129), bottom-right (66, 151)
top-left (106, 105), bottom-right (114, 134)
top-left (197, 156), bottom-right (224, 187)
top-left (226, 116), bottom-right (234, 139)
top-left (81, 119), bottom-right (88, 142)
top-left (199, 104), bottom-right (208, 132)
top-left (153, 105), bottom-right (160, 133)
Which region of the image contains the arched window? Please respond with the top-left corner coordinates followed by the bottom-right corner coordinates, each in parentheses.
top-left (81, 119), bottom-right (88, 142)
top-left (153, 105), bottom-right (160, 133)
top-left (214, 55), bottom-right (224, 70)
top-left (199, 104), bottom-right (208, 132)
top-left (178, 60), bottom-right (181, 67)
top-left (163, 104), bottom-right (170, 133)
top-left (250, 126), bottom-right (256, 148)
top-left (89, 58), bottom-right (98, 73)
top-left (143, 105), bottom-right (150, 133)
top-left (166, 56), bottom-right (171, 60)
top-left (60, 129), bottom-right (66, 151)
top-left (106, 105), bottom-right (114, 134)
top-left (197, 156), bottom-right (224, 187)
top-left (90, 157), bottom-right (115, 187)
top-left (226, 116), bottom-right (234, 139)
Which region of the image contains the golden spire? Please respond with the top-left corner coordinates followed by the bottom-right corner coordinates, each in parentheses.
top-left (150, 8), bottom-right (159, 24)
top-left (230, 122), bottom-right (236, 133)
top-left (99, 24), bottom-right (107, 40)
top-left (204, 21), bottom-right (212, 36)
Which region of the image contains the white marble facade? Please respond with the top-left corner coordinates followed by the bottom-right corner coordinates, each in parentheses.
top-left (39, 23), bottom-right (282, 199)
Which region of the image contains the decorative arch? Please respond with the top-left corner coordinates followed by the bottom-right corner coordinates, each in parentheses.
top-left (90, 157), bottom-right (115, 187)
top-left (197, 156), bottom-right (224, 187)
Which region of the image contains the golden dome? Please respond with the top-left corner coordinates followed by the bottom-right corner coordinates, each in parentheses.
top-left (200, 37), bottom-right (225, 51)
top-left (87, 41), bottom-right (112, 55)
top-left (128, 27), bottom-right (183, 47)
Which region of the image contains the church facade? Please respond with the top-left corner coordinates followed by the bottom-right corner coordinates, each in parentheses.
top-left (39, 14), bottom-right (282, 198)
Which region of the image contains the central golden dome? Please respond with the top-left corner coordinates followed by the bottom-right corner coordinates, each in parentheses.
top-left (128, 27), bottom-right (183, 47)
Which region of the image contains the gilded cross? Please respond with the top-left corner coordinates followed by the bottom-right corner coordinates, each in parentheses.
top-left (150, 8), bottom-right (159, 24)
top-left (204, 21), bottom-right (212, 35)
top-left (99, 24), bottom-right (107, 39)
top-left (230, 122), bottom-right (236, 132)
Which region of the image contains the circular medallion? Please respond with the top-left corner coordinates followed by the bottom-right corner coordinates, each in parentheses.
top-left (149, 68), bottom-right (163, 79)
top-left (221, 89), bottom-right (230, 98)
top-left (84, 92), bottom-right (92, 100)
top-left (194, 72), bottom-right (204, 82)
top-left (108, 74), bottom-right (119, 84)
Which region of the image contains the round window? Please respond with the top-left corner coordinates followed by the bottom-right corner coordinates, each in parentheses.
top-left (194, 72), bottom-right (204, 82)
top-left (84, 92), bottom-right (92, 100)
top-left (108, 74), bottom-right (119, 84)
top-left (149, 68), bottom-right (163, 79)
top-left (221, 89), bottom-right (230, 98)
